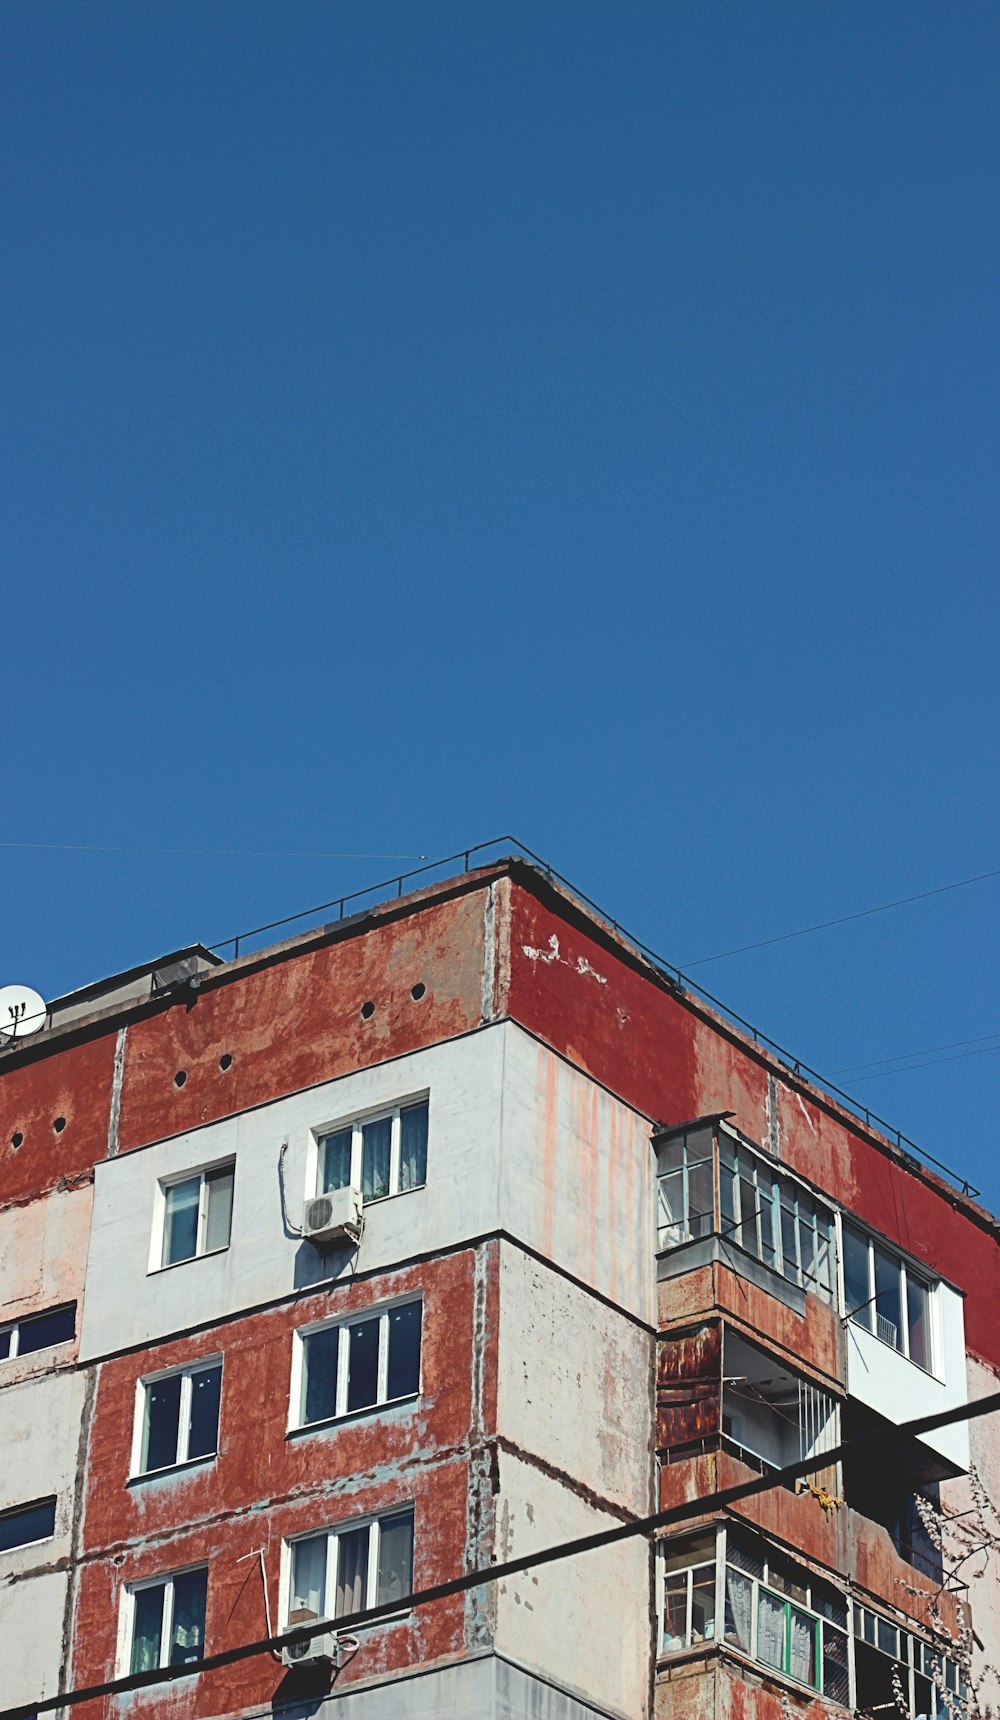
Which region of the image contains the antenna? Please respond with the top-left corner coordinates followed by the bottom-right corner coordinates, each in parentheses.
top-left (0, 983), bottom-right (48, 1044)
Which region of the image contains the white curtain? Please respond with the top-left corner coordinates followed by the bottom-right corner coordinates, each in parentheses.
top-left (757, 1592), bottom-right (785, 1670)
top-left (725, 1569), bottom-right (753, 1651)
top-left (291, 1535), bottom-right (327, 1616)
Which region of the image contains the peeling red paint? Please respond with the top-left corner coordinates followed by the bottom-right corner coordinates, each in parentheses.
top-left (0, 1032), bottom-right (116, 1204)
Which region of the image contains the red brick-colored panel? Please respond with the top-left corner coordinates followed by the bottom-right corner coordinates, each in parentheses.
top-left (0, 1031), bottom-right (117, 1204)
top-left (505, 884), bottom-right (700, 1125)
top-left (117, 892), bottom-right (488, 1152)
top-left (81, 1249), bottom-right (488, 1554)
top-left (658, 1265), bottom-right (842, 1387)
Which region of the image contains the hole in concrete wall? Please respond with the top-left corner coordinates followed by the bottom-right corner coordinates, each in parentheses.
top-left (410, 982), bottom-right (426, 1001)
top-left (361, 1000), bottom-right (375, 1020)
top-left (219, 1053), bottom-right (233, 1071)
top-left (174, 1070), bottom-right (187, 1088)
top-left (53, 1116), bottom-right (66, 1133)
top-left (11, 1131), bottom-right (23, 1150)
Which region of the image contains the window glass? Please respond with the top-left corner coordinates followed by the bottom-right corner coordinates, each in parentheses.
top-left (376, 1510), bottom-right (414, 1606)
top-left (688, 1153), bottom-right (714, 1238)
top-left (163, 1177), bottom-right (200, 1266)
top-left (17, 1305), bottom-right (76, 1356)
top-left (361, 1118), bottom-right (392, 1202)
top-left (757, 1590), bottom-right (786, 1670)
top-left (843, 1224), bottom-right (871, 1327)
top-left (169, 1569), bottom-right (207, 1665)
top-left (386, 1302), bottom-right (421, 1400)
top-left (907, 1274), bottom-right (932, 1371)
top-left (724, 1569), bottom-right (753, 1649)
top-left (143, 1373), bottom-right (183, 1472)
top-left (663, 1574), bottom-right (689, 1650)
top-left (303, 1325), bottom-right (340, 1425)
top-left (758, 1172), bottom-right (777, 1265)
top-left (788, 1606), bottom-right (815, 1685)
top-left (780, 1197), bottom-right (800, 1282)
top-left (204, 1166), bottom-right (234, 1253)
top-left (346, 1317), bottom-right (380, 1413)
top-left (873, 1246), bottom-right (903, 1350)
top-left (0, 1498), bottom-right (56, 1553)
top-left (320, 1128), bottom-right (352, 1194)
top-left (691, 1568), bottom-right (716, 1642)
top-left (291, 1535), bottom-right (327, 1616)
top-left (399, 1102), bottom-right (428, 1191)
top-left (335, 1526), bottom-right (369, 1618)
top-left (738, 1172), bottom-right (758, 1255)
top-left (823, 1627), bottom-right (850, 1704)
top-left (0, 1329), bottom-right (10, 1360)
top-left (131, 1585), bottom-right (164, 1673)
top-left (187, 1365), bottom-right (222, 1461)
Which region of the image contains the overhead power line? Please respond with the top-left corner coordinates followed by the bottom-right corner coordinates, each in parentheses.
top-left (7, 1385), bottom-right (999, 1720)
top-left (850, 1042), bottom-right (1000, 1083)
top-left (829, 1033), bottom-right (1000, 1077)
top-left (682, 865), bottom-right (1000, 967)
top-left (0, 842), bottom-right (428, 861)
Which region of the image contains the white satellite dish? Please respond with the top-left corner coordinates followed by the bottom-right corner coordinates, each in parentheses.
top-left (0, 983), bottom-right (48, 1043)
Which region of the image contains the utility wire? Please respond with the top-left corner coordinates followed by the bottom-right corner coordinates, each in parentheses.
top-left (7, 1385), bottom-right (1000, 1720)
top-left (830, 1033), bottom-right (1000, 1077)
top-left (682, 865), bottom-right (1000, 967)
top-left (850, 1043), bottom-right (1000, 1083)
top-left (0, 842), bottom-right (428, 861)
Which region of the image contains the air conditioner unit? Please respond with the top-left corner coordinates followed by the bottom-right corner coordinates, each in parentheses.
top-left (302, 1185), bottom-right (363, 1247)
top-left (281, 1607), bottom-right (339, 1667)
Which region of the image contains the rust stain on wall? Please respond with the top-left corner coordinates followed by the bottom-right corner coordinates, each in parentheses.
top-left (656, 1323), bottom-right (722, 1450)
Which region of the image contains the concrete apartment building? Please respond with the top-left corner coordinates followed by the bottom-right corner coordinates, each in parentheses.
top-left (1, 848), bottom-right (998, 1720)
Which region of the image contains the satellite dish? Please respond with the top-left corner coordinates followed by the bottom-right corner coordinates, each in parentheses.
top-left (0, 983), bottom-right (48, 1043)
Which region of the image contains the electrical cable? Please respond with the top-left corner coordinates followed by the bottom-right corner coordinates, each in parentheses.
top-left (681, 866), bottom-right (1000, 968)
top-left (6, 1385), bottom-right (1000, 1720)
top-left (829, 1034), bottom-right (1000, 1078)
top-left (0, 843), bottom-right (427, 861)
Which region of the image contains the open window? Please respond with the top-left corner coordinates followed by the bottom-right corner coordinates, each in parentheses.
top-left (723, 1332), bottom-right (841, 1496)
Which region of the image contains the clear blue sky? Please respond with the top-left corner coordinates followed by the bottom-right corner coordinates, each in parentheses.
top-left (3, 3), bottom-right (999, 1207)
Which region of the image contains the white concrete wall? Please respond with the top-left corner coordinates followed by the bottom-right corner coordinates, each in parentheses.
top-left (496, 1243), bottom-right (652, 1515)
top-left (493, 1448), bottom-right (651, 1720)
top-left (0, 1369), bottom-right (88, 1710)
top-left (0, 1569), bottom-right (68, 1708)
top-left (0, 1182), bottom-right (91, 1329)
top-left (498, 1030), bottom-right (655, 1326)
top-left (845, 1279), bottom-right (969, 1471)
top-left (80, 1024), bottom-right (655, 1363)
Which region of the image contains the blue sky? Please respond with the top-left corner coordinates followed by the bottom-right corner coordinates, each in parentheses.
top-left (3, 3), bottom-right (999, 1207)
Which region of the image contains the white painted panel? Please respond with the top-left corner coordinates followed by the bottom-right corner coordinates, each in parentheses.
top-left (497, 1242), bottom-right (653, 1515)
top-left (845, 1279), bottom-right (968, 1470)
top-left (81, 1030), bottom-right (508, 1361)
top-left (494, 1448), bottom-right (650, 1719)
top-left (0, 1568), bottom-right (67, 1706)
top-left (498, 1032), bottom-right (655, 1324)
top-left (0, 1369), bottom-right (86, 1564)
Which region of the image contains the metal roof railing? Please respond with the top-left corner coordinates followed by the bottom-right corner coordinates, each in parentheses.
top-left (206, 836), bottom-right (980, 1202)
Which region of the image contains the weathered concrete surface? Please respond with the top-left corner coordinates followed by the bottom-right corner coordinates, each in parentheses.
top-left (0, 1180), bottom-right (91, 1339)
top-left (497, 1241), bottom-right (653, 1516)
top-left (0, 1568), bottom-right (68, 1709)
top-left (0, 1030), bottom-right (116, 1203)
top-left (493, 1447), bottom-right (650, 1720)
top-left (115, 890), bottom-right (491, 1154)
top-left (73, 1249), bottom-right (498, 1715)
top-left (658, 1262), bottom-right (842, 1387)
top-left (498, 1031), bottom-right (655, 1324)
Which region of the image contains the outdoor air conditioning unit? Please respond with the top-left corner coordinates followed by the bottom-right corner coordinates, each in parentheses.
top-left (302, 1185), bottom-right (363, 1248)
top-left (281, 1608), bottom-right (339, 1667)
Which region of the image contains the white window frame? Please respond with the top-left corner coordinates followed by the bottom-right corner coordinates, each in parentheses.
top-left (281, 1507), bottom-right (414, 1628)
top-left (854, 1602), bottom-right (966, 1718)
top-left (310, 1095), bottom-right (429, 1204)
top-left (722, 1530), bottom-right (851, 1702)
top-left (658, 1534), bottom-right (719, 1654)
top-left (838, 1217), bottom-right (938, 1376)
top-left (0, 1302), bottom-right (76, 1362)
top-left (149, 1158), bottom-right (236, 1273)
top-left (117, 1563), bottom-right (208, 1676)
top-left (130, 1357), bottom-right (223, 1477)
top-left (290, 1297), bottom-right (422, 1431)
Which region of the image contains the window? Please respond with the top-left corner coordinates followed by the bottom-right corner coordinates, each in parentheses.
top-left (296, 1301), bottom-right (421, 1428)
top-left (724, 1532), bottom-right (849, 1705)
top-left (125, 1567), bottom-right (208, 1673)
top-left (135, 1360), bottom-right (222, 1475)
top-left (287, 1508), bottom-right (413, 1625)
top-left (0, 1497), bottom-right (56, 1554)
top-left (159, 1162), bottom-right (234, 1268)
top-left (656, 1120), bottom-right (837, 1305)
top-left (318, 1099), bottom-right (428, 1204)
top-left (842, 1222), bottom-right (935, 1372)
top-left (854, 1604), bottom-right (966, 1719)
top-left (0, 1302), bottom-right (76, 1361)
top-left (661, 1533), bottom-right (717, 1651)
